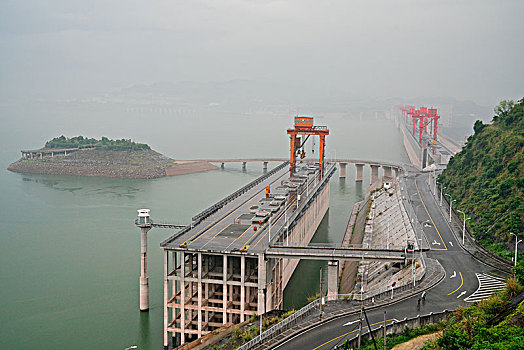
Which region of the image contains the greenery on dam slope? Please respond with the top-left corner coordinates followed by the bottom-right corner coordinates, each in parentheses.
top-left (437, 98), bottom-right (523, 264)
top-left (45, 135), bottom-right (150, 151)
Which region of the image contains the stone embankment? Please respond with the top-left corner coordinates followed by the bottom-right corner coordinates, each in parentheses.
top-left (348, 181), bottom-right (423, 296)
top-left (8, 149), bottom-right (217, 179)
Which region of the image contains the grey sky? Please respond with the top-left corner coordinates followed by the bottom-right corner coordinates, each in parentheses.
top-left (1, 0), bottom-right (522, 105)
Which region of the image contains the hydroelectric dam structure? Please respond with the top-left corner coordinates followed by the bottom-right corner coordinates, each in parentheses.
top-left (135, 117), bottom-right (406, 348)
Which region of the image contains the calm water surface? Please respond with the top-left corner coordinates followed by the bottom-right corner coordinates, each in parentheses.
top-left (0, 113), bottom-right (408, 349)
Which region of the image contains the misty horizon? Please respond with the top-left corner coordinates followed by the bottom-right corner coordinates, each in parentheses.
top-left (1, 0), bottom-right (523, 107)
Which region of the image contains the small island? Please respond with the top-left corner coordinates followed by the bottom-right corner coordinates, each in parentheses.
top-left (7, 136), bottom-right (217, 179)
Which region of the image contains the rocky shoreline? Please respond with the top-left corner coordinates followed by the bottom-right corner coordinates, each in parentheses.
top-left (8, 148), bottom-right (217, 179)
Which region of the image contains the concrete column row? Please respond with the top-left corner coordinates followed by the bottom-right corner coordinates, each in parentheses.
top-left (337, 162), bottom-right (401, 183)
top-left (219, 161), bottom-right (269, 169)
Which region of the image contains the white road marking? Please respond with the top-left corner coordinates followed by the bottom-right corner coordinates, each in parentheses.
top-left (450, 271), bottom-right (456, 279)
top-left (432, 240), bottom-right (441, 246)
top-left (343, 320), bottom-right (359, 326)
top-left (457, 291), bottom-right (467, 298)
top-left (424, 223), bottom-right (432, 227)
top-left (464, 273), bottom-right (506, 303)
top-left (449, 241), bottom-right (453, 247)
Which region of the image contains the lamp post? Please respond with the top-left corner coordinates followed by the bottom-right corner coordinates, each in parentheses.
top-left (438, 184), bottom-right (445, 206)
top-left (457, 210), bottom-right (471, 245)
top-left (445, 194), bottom-right (455, 222)
top-left (510, 232), bottom-right (522, 267)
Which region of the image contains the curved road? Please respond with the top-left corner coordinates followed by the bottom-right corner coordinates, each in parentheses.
top-left (274, 172), bottom-right (507, 350)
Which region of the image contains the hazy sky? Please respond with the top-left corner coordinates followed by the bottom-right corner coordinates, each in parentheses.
top-left (1, 0), bottom-right (523, 105)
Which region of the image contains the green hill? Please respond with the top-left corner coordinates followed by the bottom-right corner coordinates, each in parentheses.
top-left (437, 98), bottom-right (523, 262)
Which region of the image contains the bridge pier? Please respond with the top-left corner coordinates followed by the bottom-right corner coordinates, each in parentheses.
top-left (327, 260), bottom-right (339, 297)
top-left (263, 161), bottom-right (268, 170)
top-left (338, 162), bottom-right (347, 178)
top-left (242, 161), bottom-right (247, 170)
top-left (221, 162), bottom-right (224, 169)
top-left (383, 166), bottom-right (392, 179)
top-left (355, 163), bottom-right (364, 182)
top-left (370, 165), bottom-right (380, 184)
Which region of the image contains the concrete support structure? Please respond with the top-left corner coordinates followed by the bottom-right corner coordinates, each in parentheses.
top-left (164, 178), bottom-right (331, 346)
top-left (338, 162), bottom-right (347, 178)
top-left (370, 165), bottom-right (380, 184)
top-left (355, 163), bottom-right (364, 182)
top-left (263, 161), bottom-right (268, 170)
top-left (383, 166), bottom-right (392, 179)
top-left (221, 162), bottom-right (224, 169)
top-left (140, 226), bottom-right (151, 311)
top-left (242, 162), bottom-right (247, 169)
top-left (327, 260), bottom-right (339, 297)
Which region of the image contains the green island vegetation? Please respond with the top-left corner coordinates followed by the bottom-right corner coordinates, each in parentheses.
top-left (437, 98), bottom-right (523, 262)
top-left (45, 135), bottom-right (150, 151)
top-left (348, 276), bottom-right (524, 350)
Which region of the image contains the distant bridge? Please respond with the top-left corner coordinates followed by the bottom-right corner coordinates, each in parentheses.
top-left (189, 158), bottom-right (404, 182)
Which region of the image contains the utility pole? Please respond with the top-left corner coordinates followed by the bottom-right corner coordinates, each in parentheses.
top-left (358, 296), bottom-right (363, 348)
top-left (319, 267), bottom-right (323, 320)
top-left (363, 307), bottom-right (379, 350)
top-left (383, 311), bottom-right (387, 350)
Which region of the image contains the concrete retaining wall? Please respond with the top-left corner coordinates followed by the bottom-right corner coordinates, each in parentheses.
top-left (344, 310), bottom-right (453, 349)
top-left (282, 183), bottom-right (331, 290)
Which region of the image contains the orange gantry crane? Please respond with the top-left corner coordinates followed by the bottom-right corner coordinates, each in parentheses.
top-left (287, 116), bottom-right (329, 178)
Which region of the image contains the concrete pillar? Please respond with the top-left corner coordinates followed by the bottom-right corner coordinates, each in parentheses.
top-left (257, 254), bottom-right (266, 315)
top-left (383, 166), bottom-right (392, 179)
top-left (338, 162), bottom-right (347, 178)
top-left (140, 226), bottom-right (151, 311)
top-left (197, 253), bottom-right (202, 336)
top-left (222, 255), bottom-right (227, 324)
top-left (370, 165), bottom-right (380, 184)
top-left (327, 260), bottom-right (339, 297)
top-left (163, 250), bottom-right (169, 348)
top-left (221, 162), bottom-right (224, 169)
top-left (180, 252), bottom-right (185, 344)
top-left (263, 161), bottom-right (268, 170)
top-left (242, 161), bottom-right (247, 169)
top-left (240, 255), bottom-right (245, 322)
top-left (355, 163), bottom-right (364, 182)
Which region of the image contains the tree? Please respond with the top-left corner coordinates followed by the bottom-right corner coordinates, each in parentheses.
top-left (493, 100), bottom-right (515, 121)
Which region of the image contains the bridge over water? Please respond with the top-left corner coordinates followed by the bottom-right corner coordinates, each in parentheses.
top-left (191, 157), bottom-right (403, 183)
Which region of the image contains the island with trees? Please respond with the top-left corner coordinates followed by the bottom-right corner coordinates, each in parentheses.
top-left (7, 136), bottom-right (217, 179)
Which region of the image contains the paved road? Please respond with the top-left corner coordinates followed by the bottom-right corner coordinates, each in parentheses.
top-left (275, 172), bottom-right (508, 350)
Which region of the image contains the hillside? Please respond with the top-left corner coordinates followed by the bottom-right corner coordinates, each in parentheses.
top-left (437, 98), bottom-right (524, 261)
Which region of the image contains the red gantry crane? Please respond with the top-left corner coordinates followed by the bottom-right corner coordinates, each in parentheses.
top-left (287, 116), bottom-right (329, 178)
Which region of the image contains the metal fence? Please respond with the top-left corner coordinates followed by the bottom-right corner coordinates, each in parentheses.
top-left (192, 161), bottom-right (290, 223)
top-left (236, 298), bottom-right (321, 350)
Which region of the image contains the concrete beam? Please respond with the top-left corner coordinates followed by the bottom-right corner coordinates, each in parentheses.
top-left (338, 162), bottom-right (347, 178)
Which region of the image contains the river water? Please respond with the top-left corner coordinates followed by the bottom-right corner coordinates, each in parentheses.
top-left (0, 108), bottom-right (409, 349)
